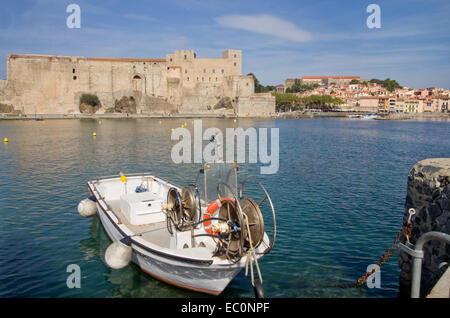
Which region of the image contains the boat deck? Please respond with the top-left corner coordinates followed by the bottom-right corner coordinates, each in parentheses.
top-left (105, 200), bottom-right (171, 248)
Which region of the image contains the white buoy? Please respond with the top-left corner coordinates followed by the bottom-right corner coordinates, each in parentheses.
top-left (77, 198), bottom-right (97, 217)
top-left (105, 240), bottom-right (132, 269)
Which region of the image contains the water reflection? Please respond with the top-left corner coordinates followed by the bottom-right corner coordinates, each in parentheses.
top-left (1, 118), bottom-right (449, 298)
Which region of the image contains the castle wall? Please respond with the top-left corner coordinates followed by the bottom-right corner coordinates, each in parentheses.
top-left (0, 79), bottom-right (7, 91)
top-left (236, 93), bottom-right (276, 117)
top-left (0, 49), bottom-right (275, 117)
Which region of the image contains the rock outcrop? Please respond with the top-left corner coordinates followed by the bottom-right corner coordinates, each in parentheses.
top-left (213, 97), bottom-right (234, 110)
top-left (0, 103), bottom-right (21, 114)
top-left (79, 102), bottom-right (101, 114)
top-left (114, 96), bottom-right (137, 114)
top-left (399, 158), bottom-right (450, 297)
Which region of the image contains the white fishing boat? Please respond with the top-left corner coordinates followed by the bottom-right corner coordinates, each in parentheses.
top-left (360, 113), bottom-right (378, 120)
top-left (78, 162), bottom-right (276, 296)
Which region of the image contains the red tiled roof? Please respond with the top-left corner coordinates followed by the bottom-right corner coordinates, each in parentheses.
top-left (301, 76), bottom-right (360, 79)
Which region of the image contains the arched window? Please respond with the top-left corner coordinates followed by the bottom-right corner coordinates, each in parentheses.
top-left (132, 75), bottom-right (143, 91)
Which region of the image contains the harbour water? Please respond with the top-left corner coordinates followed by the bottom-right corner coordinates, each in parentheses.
top-left (0, 118), bottom-right (449, 298)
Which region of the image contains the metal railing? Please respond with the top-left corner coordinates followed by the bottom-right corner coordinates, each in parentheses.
top-left (399, 231), bottom-right (450, 298)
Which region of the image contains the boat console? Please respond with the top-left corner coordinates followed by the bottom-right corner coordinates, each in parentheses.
top-left (120, 191), bottom-right (165, 225)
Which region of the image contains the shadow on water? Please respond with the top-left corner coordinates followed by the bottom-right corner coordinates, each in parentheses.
top-left (76, 215), bottom-right (214, 298)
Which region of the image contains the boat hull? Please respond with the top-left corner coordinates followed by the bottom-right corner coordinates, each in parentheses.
top-left (96, 203), bottom-right (243, 295)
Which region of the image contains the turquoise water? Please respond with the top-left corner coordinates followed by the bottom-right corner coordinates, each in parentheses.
top-left (0, 118), bottom-right (449, 298)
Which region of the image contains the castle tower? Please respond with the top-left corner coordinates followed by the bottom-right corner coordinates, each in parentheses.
top-left (222, 49), bottom-right (242, 76)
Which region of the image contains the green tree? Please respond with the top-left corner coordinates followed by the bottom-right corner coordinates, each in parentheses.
top-left (247, 73), bottom-right (277, 93)
top-left (369, 78), bottom-right (402, 92)
top-left (247, 73), bottom-right (264, 93)
top-left (286, 79), bottom-right (319, 93)
top-left (80, 94), bottom-right (100, 107)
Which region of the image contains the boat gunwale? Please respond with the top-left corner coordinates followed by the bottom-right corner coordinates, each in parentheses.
top-left (88, 181), bottom-right (215, 266)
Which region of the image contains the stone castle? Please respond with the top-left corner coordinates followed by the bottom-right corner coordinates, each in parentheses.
top-left (0, 49), bottom-right (275, 117)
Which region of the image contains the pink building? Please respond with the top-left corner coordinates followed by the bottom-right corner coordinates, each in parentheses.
top-left (358, 96), bottom-right (379, 112)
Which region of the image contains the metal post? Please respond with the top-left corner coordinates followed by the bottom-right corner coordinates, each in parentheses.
top-left (410, 231), bottom-right (450, 298)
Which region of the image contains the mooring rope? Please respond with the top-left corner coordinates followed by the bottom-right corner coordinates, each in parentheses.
top-left (243, 213), bottom-right (264, 287)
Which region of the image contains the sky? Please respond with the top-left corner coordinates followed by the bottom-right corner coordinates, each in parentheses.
top-left (1, 0), bottom-right (449, 89)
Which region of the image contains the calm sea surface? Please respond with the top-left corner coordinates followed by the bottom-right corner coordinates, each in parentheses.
top-left (0, 117), bottom-right (449, 298)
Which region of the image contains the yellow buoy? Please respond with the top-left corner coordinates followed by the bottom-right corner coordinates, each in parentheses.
top-left (3, 137), bottom-right (8, 143)
top-left (159, 120), bottom-right (162, 124)
top-left (171, 128), bottom-right (174, 132)
top-left (184, 122), bottom-right (187, 126)
top-left (92, 132), bottom-right (97, 137)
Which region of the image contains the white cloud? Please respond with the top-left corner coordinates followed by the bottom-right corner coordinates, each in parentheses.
top-left (215, 14), bottom-right (312, 42)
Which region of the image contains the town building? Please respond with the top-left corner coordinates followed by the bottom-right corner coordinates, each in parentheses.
top-left (301, 76), bottom-right (361, 85)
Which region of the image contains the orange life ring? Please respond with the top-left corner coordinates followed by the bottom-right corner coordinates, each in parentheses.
top-left (204, 197), bottom-right (234, 234)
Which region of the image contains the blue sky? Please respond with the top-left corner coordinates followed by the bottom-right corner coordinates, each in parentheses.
top-left (1, 0), bottom-right (449, 89)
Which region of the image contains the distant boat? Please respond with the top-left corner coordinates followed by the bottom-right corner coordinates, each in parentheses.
top-left (360, 113), bottom-right (378, 120)
top-left (347, 114), bottom-right (378, 120)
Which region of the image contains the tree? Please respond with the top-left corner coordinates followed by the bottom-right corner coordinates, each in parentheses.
top-left (80, 93), bottom-right (100, 107)
top-left (350, 79), bottom-right (360, 84)
top-left (271, 92), bottom-right (303, 112)
top-left (247, 73), bottom-right (265, 93)
top-left (369, 78), bottom-right (402, 92)
top-left (286, 79), bottom-right (319, 93)
top-left (272, 93), bottom-right (344, 112)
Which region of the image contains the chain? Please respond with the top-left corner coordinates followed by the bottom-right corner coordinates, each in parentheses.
top-left (355, 219), bottom-right (413, 288)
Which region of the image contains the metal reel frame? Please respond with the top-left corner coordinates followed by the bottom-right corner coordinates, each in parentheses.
top-left (181, 186), bottom-right (198, 225)
top-left (216, 181), bottom-right (246, 262)
top-left (239, 196), bottom-right (265, 249)
top-left (166, 187), bottom-right (184, 233)
top-left (239, 177), bottom-right (276, 255)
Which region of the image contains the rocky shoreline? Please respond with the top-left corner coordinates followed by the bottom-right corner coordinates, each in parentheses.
top-left (1, 111), bottom-right (449, 120)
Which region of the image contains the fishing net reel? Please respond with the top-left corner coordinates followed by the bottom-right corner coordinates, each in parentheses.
top-left (212, 178), bottom-right (276, 263)
top-left (166, 186), bottom-right (200, 233)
